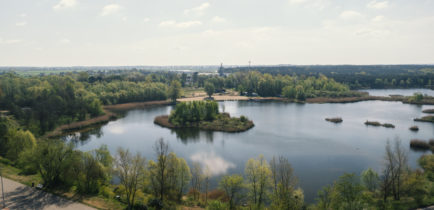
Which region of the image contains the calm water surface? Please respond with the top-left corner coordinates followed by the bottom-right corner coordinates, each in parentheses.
top-left (68, 98), bottom-right (434, 203)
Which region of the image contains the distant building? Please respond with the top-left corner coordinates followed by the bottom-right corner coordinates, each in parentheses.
top-left (218, 63), bottom-right (224, 77)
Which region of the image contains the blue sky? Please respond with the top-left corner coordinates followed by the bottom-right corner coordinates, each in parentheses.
top-left (0, 0), bottom-right (433, 66)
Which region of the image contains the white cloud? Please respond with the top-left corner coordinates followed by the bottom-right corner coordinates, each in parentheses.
top-left (340, 10), bottom-right (363, 20)
top-left (100, 4), bottom-right (121, 16)
top-left (16, 21), bottom-right (27, 27)
top-left (0, 39), bottom-right (22, 44)
top-left (367, 1), bottom-right (389, 9)
top-left (190, 152), bottom-right (235, 176)
top-left (122, 17), bottom-right (127, 22)
top-left (288, 0), bottom-right (329, 10)
top-left (289, 0), bottom-right (308, 4)
top-left (372, 15), bottom-right (385, 22)
top-left (19, 13), bottom-right (27, 17)
top-left (211, 16), bottom-right (226, 23)
top-left (184, 2), bottom-right (210, 16)
top-left (107, 122), bottom-right (125, 134)
top-left (53, 0), bottom-right (77, 11)
top-left (60, 38), bottom-right (71, 44)
top-left (159, 20), bottom-right (176, 27)
top-left (176, 21), bottom-right (202, 28)
top-left (159, 20), bottom-right (202, 28)
top-left (143, 17), bottom-right (151, 23)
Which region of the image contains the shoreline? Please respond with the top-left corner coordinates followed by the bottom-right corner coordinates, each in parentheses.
top-left (45, 94), bottom-right (434, 137)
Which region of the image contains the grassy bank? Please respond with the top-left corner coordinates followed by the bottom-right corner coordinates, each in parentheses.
top-left (422, 109), bottom-right (434, 114)
top-left (325, 117), bottom-right (343, 123)
top-left (44, 109), bottom-right (117, 138)
top-left (410, 139), bottom-right (434, 152)
top-left (365, 121), bottom-right (395, 128)
top-left (154, 113), bottom-right (254, 132)
top-left (45, 100), bottom-right (172, 138)
top-left (415, 115), bottom-right (434, 123)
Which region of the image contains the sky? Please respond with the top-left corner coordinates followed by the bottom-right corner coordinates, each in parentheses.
top-left (0, 0), bottom-right (434, 66)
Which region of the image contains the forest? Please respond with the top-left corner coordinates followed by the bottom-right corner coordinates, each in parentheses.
top-left (223, 65), bottom-right (434, 90)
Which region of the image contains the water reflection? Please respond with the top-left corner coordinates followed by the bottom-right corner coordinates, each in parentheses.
top-left (106, 122), bottom-right (126, 134)
top-left (171, 128), bottom-right (214, 143)
top-left (62, 126), bottom-right (103, 146)
top-left (190, 151), bottom-right (236, 176)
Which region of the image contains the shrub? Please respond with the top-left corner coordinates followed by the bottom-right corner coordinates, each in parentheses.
top-left (325, 117), bottom-right (343, 123)
top-left (410, 139), bottom-right (430, 150)
top-left (365, 121), bottom-right (381, 126)
top-left (100, 185), bottom-right (115, 199)
top-left (206, 200), bottom-right (228, 210)
top-left (382, 123), bottom-right (395, 128)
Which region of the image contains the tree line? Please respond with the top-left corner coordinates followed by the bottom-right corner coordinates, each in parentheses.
top-left (223, 65), bottom-right (434, 90)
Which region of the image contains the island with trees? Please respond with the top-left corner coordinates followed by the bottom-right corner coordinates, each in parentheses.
top-left (154, 101), bottom-right (254, 132)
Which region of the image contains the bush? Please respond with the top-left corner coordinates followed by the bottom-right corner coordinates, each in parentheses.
top-left (410, 139), bottom-right (430, 150)
top-left (206, 200), bottom-right (228, 210)
top-left (100, 185), bottom-right (115, 199)
top-left (147, 198), bottom-right (163, 210)
top-left (240, 115), bottom-right (247, 123)
top-left (365, 121), bottom-right (381, 126)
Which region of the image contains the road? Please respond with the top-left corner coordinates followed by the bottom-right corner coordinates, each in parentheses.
top-left (0, 177), bottom-right (94, 210)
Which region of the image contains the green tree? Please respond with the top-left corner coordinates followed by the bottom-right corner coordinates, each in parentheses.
top-left (361, 168), bottom-right (379, 192)
top-left (316, 185), bottom-right (333, 210)
top-left (245, 155), bottom-right (271, 209)
top-left (219, 174), bottom-right (244, 210)
top-left (168, 80), bottom-right (182, 103)
top-left (282, 86), bottom-right (296, 99)
top-left (270, 156), bottom-right (300, 209)
top-left (418, 154), bottom-right (434, 181)
top-left (31, 139), bottom-right (78, 188)
top-left (204, 82), bottom-right (215, 98)
top-left (190, 162), bottom-right (203, 201)
top-left (165, 152), bottom-right (191, 202)
top-left (148, 138), bottom-right (170, 203)
top-left (114, 148), bottom-right (147, 210)
top-left (332, 173), bottom-right (364, 209)
top-left (6, 130), bottom-right (36, 161)
top-left (76, 152), bottom-right (106, 194)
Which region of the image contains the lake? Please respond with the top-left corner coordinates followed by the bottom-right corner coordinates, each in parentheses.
top-left (67, 94), bottom-right (434, 203)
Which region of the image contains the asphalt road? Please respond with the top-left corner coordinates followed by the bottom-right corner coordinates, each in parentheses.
top-left (0, 177), bottom-right (94, 210)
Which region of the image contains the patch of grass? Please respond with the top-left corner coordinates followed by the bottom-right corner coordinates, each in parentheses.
top-left (410, 139), bottom-right (431, 151)
top-left (0, 156), bottom-right (42, 187)
top-left (422, 109), bottom-right (434, 114)
top-left (325, 117), bottom-right (343, 123)
top-left (382, 123), bottom-right (395, 128)
top-left (364, 121), bottom-right (395, 128)
top-left (415, 115), bottom-right (434, 123)
top-left (365, 121), bottom-right (382, 126)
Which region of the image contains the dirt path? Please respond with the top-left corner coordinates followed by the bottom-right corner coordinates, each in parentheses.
top-left (0, 177), bottom-right (94, 210)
